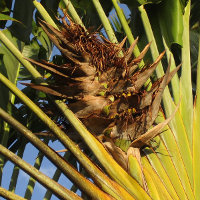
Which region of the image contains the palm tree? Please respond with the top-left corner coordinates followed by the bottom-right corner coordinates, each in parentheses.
top-left (0, 0), bottom-right (199, 199)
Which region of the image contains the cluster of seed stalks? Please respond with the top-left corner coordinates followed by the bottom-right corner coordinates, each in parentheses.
top-left (27, 16), bottom-right (179, 157)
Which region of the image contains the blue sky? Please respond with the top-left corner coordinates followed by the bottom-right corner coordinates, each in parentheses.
top-left (1, 141), bottom-right (73, 200)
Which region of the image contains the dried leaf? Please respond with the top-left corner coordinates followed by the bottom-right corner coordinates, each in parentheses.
top-left (39, 21), bottom-right (81, 63)
top-left (22, 83), bottom-right (68, 98)
top-left (118, 36), bottom-right (127, 51)
top-left (103, 137), bottom-right (128, 170)
top-left (147, 56), bottom-right (171, 125)
top-left (25, 58), bottom-right (69, 78)
top-left (69, 96), bottom-right (110, 118)
top-left (132, 42), bottom-right (151, 63)
top-left (133, 51), bottom-right (165, 90)
top-left (82, 116), bottom-right (113, 135)
top-left (130, 101), bottom-right (180, 148)
top-left (125, 37), bottom-right (139, 62)
top-left (166, 63), bottom-right (181, 85)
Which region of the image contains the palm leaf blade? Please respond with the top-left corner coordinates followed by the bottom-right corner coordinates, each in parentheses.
top-left (193, 35), bottom-right (200, 199)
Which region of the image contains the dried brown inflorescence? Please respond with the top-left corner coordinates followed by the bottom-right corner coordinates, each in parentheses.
top-left (26, 16), bottom-right (180, 151)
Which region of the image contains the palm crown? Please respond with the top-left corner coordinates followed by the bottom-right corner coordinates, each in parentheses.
top-left (0, 0), bottom-right (199, 200)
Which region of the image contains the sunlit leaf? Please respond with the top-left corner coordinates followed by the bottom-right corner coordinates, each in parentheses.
top-left (0, 13), bottom-right (21, 23)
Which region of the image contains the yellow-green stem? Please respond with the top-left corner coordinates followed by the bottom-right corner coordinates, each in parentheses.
top-left (111, 0), bottom-right (141, 58)
top-left (0, 18), bottom-right (147, 200)
top-left (33, 0), bottom-right (59, 30)
top-left (62, 0), bottom-right (85, 28)
top-left (92, 0), bottom-right (118, 44)
top-left (193, 35), bottom-right (200, 199)
top-left (24, 139), bottom-right (48, 199)
top-left (0, 106), bottom-right (115, 200)
top-left (0, 144), bottom-right (81, 200)
top-left (9, 139), bottom-right (26, 192)
top-left (112, 0), bottom-right (151, 88)
top-left (0, 186), bottom-right (26, 200)
top-left (0, 31), bottom-right (42, 80)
